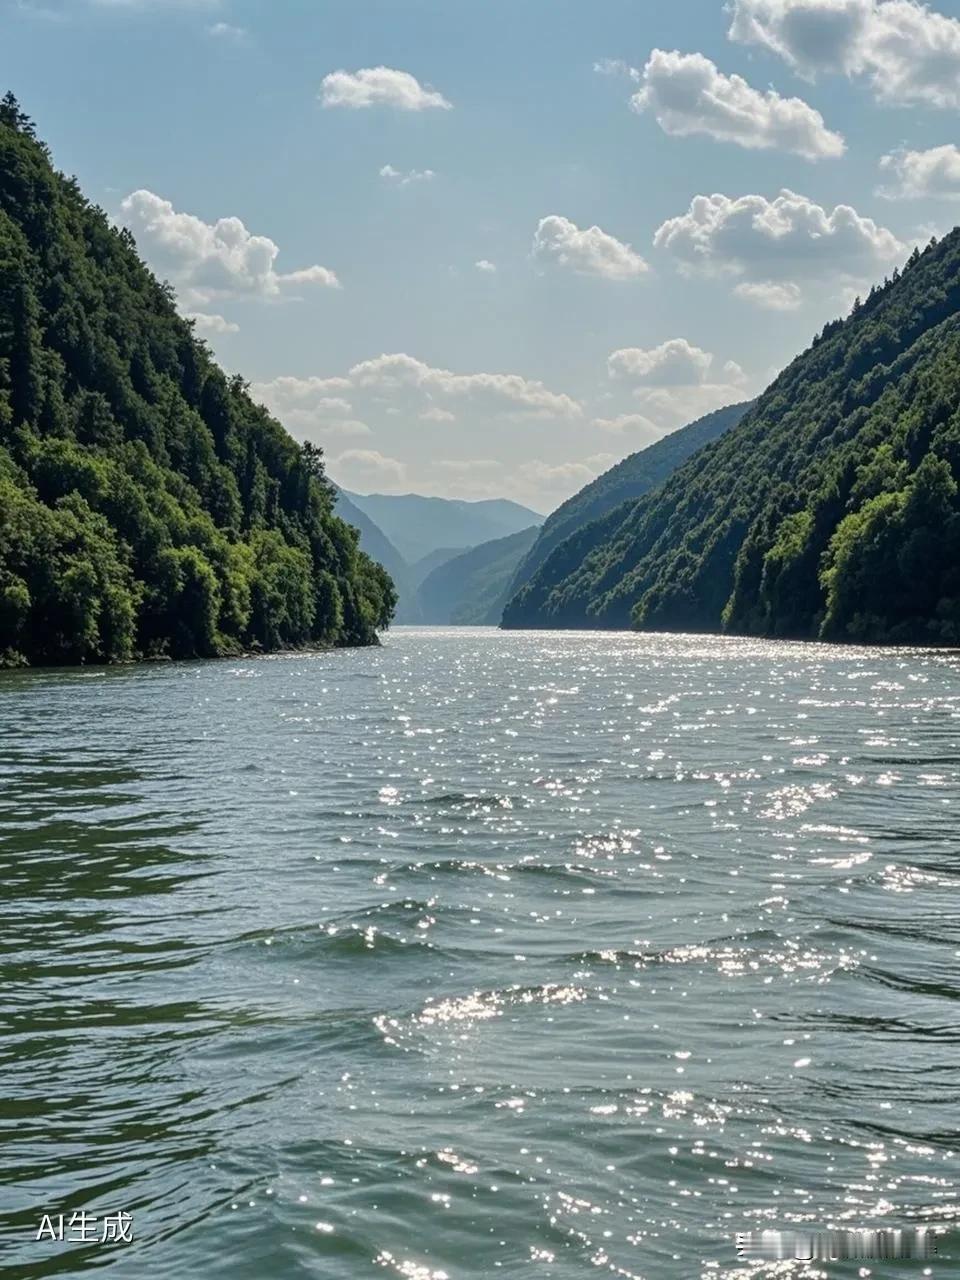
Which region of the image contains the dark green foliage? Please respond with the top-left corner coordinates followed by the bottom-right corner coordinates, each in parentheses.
top-left (418, 525), bottom-right (540, 624)
top-left (0, 97), bottom-right (395, 667)
top-left (819, 453), bottom-right (960, 641)
top-left (507, 401), bottom-right (750, 602)
top-left (503, 232), bottom-right (960, 645)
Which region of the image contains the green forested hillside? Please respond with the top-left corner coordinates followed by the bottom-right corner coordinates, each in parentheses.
top-left (507, 401), bottom-right (750, 600)
top-left (503, 233), bottom-right (960, 644)
top-left (0, 97), bottom-right (394, 667)
top-left (418, 525), bottom-right (539, 624)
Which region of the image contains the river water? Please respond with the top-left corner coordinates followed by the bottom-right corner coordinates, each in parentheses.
top-left (1, 627), bottom-right (959, 1279)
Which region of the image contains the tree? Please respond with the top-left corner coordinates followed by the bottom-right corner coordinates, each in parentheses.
top-left (0, 92), bottom-right (35, 137)
top-left (9, 276), bottom-right (43, 428)
top-left (0, 95), bottom-right (395, 668)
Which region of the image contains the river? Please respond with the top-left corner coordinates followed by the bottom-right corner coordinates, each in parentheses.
top-left (1, 628), bottom-right (958, 1278)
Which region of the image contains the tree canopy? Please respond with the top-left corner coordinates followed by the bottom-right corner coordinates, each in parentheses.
top-left (0, 96), bottom-right (395, 667)
top-left (505, 400), bottom-right (750, 607)
top-left (503, 236), bottom-right (960, 646)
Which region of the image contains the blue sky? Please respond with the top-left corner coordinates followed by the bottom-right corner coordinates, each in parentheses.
top-left (3, 0), bottom-right (960, 511)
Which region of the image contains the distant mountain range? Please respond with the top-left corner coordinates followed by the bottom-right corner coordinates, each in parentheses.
top-left (333, 489), bottom-right (543, 623)
top-left (333, 408), bottom-right (756, 627)
top-left (409, 546), bottom-right (472, 588)
top-left (419, 526), bottom-right (541, 624)
top-left (342, 492), bottom-right (542, 564)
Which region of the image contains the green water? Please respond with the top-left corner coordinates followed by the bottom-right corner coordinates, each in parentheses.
top-left (1, 628), bottom-right (958, 1278)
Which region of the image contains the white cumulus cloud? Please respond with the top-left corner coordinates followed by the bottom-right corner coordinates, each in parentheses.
top-left (878, 144), bottom-right (960, 199)
top-left (729, 0), bottom-right (960, 108)
top-left (631, 48), bottom-right (844, 159)
top-left (330, 449), bottom-right (407, 491)
top-left (654, 189), bottom-right (905, 283)
top-left (632, 383), bottom-right (752, 427)
top-left (188, 311), bottom-right (239, 334)
top-left (252, 374), bottom-right (352, 402)
top-left (254, 354), bottom-right (579, 451)
top-left (517, 458), bottom-right (615, 492)
top-left (607, 338), bottom-right (716, 386)
top-left (120, 190), bottom-right (340, 304)
top-left (590, 413), bottom-right (666, 444)
top-left (474, 259), bottom-right (497, 273)
top-left (279, 265), bottom-right (341, 288)
top-left (533, 215), bottom-right (649, 280)
top-left (251, 376), bottom-right (369, 442)
top-left (607, 342), bottom-right (750, 427)
top-left (348, 353), bottom-right (581, 418)
top-left (732, 280), bottom-right (804, 309)
top-left (321, 67), bottom-right (452, 111)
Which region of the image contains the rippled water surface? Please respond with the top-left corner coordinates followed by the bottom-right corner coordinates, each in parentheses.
top-left (2, 628), bottom-right (959, 1279)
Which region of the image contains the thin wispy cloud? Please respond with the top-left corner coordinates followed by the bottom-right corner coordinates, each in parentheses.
top-left (380, 164), bottom-right (436, 186)
top-left (207, 21), bottom-right (247, 41)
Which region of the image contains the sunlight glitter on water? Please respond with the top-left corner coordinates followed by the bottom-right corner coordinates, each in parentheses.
top-left (0, 629), bottom-right (958, 1278)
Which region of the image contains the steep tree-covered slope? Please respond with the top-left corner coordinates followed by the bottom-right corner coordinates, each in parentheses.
top-left (0, 97), bottom-right (395, 667)
top-left (503, 233), bottom-right (960, 645)
top-left (343, 490), bottom-right (542, 564)
top-left (418, 525), bottom-right (539, 624)
top-left (507, 401), bottom-right (750, 600)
